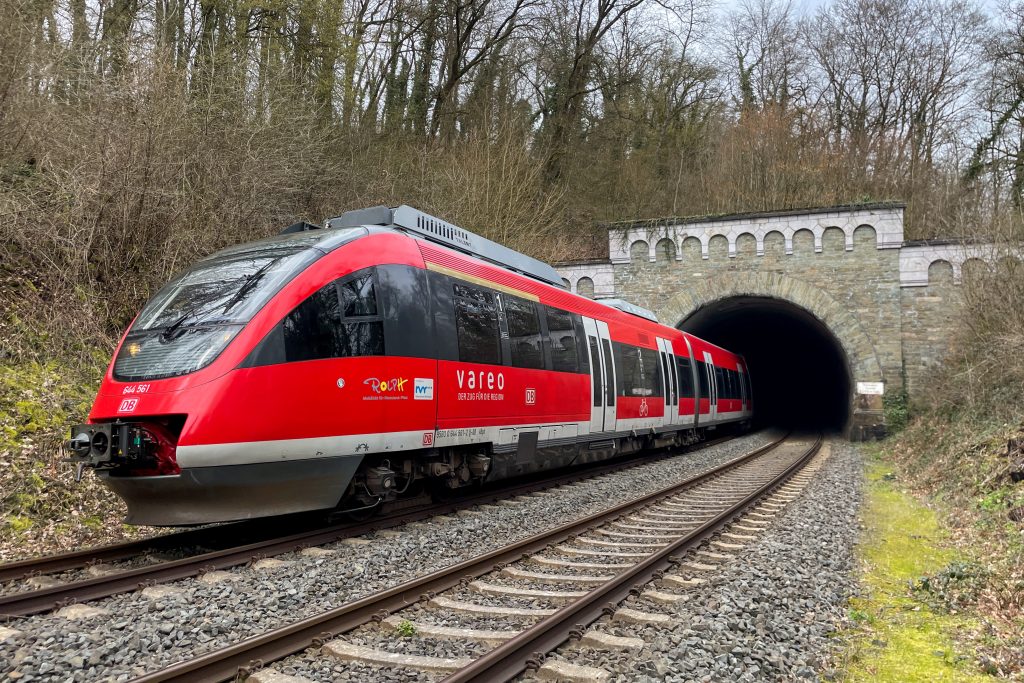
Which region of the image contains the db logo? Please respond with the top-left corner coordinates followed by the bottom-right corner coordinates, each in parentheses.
top-left (422, 432), bottom-right (434, 447)
top-left (525, 388), bottom-right (536, 405)
top-left (118, 398), bottom-right (138, 413)
top-left (639, 398), bottom-right (649, 417)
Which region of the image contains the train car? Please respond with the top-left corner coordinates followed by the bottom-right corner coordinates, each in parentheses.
top-left (68, 206), bottom-right (752, 525)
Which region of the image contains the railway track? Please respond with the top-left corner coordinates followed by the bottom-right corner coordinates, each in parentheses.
top-left (0, 434), bottom-right (737, 617)
top-left (127, 432), bottom-right (819, 683)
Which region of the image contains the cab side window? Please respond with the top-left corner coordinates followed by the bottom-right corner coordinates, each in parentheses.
top-left (281, 269), bottom-right (384, 362)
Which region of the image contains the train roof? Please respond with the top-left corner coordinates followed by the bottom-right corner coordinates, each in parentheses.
top-left (199, 225), bottom-right (367, 263)
top-left (326, 205), bottom-right (567, 289)
top-left (204, 207), bottom-right (742, 361)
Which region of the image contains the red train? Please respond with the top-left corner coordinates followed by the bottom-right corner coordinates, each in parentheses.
top-left (69, 206), bottom-right (752, 525)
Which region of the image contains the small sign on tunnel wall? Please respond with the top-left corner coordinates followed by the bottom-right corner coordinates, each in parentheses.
top-left (856, 381), bottom-right (885, 395)
top-left (855, 381), bottom-right (885, 415)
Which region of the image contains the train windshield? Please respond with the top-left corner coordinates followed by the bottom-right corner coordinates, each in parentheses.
top-left (135, 247), bottom-right (318, 331)
top-left (114, 228), bottom-right (363, 381)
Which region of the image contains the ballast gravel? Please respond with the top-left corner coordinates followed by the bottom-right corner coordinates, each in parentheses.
top-left (0, 431), bottom-right (776, 681)
top-left (524, 439), bottom-right (864, 683)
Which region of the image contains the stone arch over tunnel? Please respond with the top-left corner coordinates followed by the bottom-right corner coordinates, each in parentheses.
top-left (662, 273), bottom-right (887, 437)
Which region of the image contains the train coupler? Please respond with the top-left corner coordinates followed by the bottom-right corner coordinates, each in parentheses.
top-left (67, 422), bottom-right (158, 478)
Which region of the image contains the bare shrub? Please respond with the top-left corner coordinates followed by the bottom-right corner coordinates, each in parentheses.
top-left (925, 217), bottom-right (1024, 419)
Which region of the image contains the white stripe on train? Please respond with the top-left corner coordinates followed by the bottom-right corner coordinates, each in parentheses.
top-left (176, 409), bottom-right (748, 469)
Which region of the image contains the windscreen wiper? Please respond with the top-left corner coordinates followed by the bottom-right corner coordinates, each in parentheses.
top-left (159, 303), bottom-right (208, 342)
top-left (221, 260), bottom-right (275, 314)
top-left (159, 262), bottom-right (276, 341)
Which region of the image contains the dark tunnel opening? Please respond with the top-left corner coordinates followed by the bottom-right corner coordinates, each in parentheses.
top-left (679, 296), bottom-right (852, 434)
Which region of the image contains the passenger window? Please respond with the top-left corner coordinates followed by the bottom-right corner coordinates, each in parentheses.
top-left (676, 357), bottom-right (695, 398)
top-left (505, 295), bottom-right (544, 369)
top-left (615, 344), bottom-right (662, 397)
top-left (454, 283), bottom-right (501, 365)
top-left (615, 344), bottom-right (642, 396)
top-left (641, 347), bottom-right (662, 397)
top-left (695, 359), bottom-right (710, 399)
top-left (546, 308), bottom-right (579, 373)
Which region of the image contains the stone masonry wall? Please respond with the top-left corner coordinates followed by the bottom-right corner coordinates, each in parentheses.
top-left (555, 204), bottom-right (1015, 439)
top-left (612, 224), bottom-right (901, 439)
top-left (899, 261), bottom-right (963, 404)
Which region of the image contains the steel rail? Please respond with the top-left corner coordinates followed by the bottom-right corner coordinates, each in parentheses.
top-left (444, 433), bottom-right (823, 683)
top-left (0, 517), bottom-right (322, 584)
top-left (0, 434), bottom-right (737, 616)
top-left (1, 435), bottom-right (735, 586)
top-left (128, 433), bottom-right (788, 683)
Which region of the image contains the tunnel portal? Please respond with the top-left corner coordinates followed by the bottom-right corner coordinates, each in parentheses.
top-left (679, 296), bottom-right (852, 434)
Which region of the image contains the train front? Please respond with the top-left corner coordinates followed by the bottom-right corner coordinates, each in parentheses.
top-left (66, 228), bottom-right (366, 526)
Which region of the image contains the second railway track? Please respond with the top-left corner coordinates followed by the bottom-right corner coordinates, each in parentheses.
top-left (0, 435), bottom-right (738, 617)
top-left (128, 432), bottom-right (821, 683)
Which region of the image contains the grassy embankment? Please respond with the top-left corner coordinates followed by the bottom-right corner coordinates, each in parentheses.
top-left (0, 319), bottom-right (162, 560)
top-left (837, 415), bottom-right (1024, 681)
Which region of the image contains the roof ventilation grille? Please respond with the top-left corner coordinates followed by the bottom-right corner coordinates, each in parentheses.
top-left (327, 204), bottom-right (566, 289)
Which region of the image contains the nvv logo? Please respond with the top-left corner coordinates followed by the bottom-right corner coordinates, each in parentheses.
top-left (414, 378), bottom-right (434, 401)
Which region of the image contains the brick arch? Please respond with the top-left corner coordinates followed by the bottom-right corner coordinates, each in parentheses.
top-left (629, 240), bottom-right (650, 263)
top-left (853, 224), bottom-right (877, 248)
top-left (927, 260), bottom-right (954, 286)
top-left (655, 238), bottom-right (677, 263)
top-left (660, 271), bottom-right (885, 383)
top-left (735, 232), bottom-right (757, 258)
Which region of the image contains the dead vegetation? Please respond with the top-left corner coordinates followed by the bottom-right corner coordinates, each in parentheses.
top-left (1, 0), bottom-right (1024, 568)
top-left (882, 249), bottom-right (1024, 677)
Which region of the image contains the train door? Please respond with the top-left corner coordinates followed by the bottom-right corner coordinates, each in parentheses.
top-left (657, 337), bottom-right (678, 427)
top-left (582, 317), bottom-right (617, 433)
top-left (703, 350), bottom-right (718, 423)
top-left (738, 364), bottom-right (748, 415)
top-left (684, 336), bottom-right (700, 429)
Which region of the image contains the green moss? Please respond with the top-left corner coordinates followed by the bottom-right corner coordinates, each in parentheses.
top-left (5, 515), bottom-right (33, 534)
top-left (839, 453), bottom-right (989, 682)
top-left (0, 359), bottom-right (100, 451)
top-left (82, 515), bottom-right (104, 531)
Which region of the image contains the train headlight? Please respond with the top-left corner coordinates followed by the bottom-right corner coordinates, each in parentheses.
top-left (69, 432), bottom-right (91, 457)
